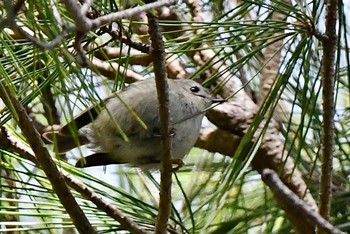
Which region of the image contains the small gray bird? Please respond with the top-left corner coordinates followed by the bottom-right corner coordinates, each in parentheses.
top-left (43, 79), bottom-right (222, 168)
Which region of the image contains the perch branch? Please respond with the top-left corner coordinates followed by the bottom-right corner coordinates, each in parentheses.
top-left (318, 0), bottom-right (338, 224)
top-left (148, 12), bottom-right (173, 234)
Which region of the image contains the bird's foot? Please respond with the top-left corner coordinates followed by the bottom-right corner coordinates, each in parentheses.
top-left (171, 158), bottom-right (184, 172)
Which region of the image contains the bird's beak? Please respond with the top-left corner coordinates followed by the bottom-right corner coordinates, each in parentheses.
top-left (212, 98), bottom-right (226, 103)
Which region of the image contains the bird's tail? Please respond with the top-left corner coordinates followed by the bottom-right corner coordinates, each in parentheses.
top-left (75, 153), bottom-right (123, 168)
top-left (43, 127), bottom-right (89, 154)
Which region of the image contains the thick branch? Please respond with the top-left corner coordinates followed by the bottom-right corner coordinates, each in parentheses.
top-left (91, 56), bottom-right (145, 82)
top-left (195, 128), bottom-right (241, 155)
top-left (262, 169), bottom-right (344, 234)
top-left (259, 4), bottom-right (287, 128)
top-left (186, 3), bottom-right (319, 232)
top-left (93, 47), bottom-right (187, 80)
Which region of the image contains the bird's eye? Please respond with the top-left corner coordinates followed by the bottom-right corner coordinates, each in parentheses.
top-left (190, 86), bottom-right (200, 93)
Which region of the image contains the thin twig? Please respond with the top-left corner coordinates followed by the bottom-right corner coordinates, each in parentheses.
top-left (4, 0), bottom-right (175, 51)
top-left (147, 12), bottom-right (173, 234)
top-left (318, 0), bottom-right (338, 227)
top-left (90, 0), bottom-right (177, 30)
top-left (99, 26), bottom-right (150, 54)
top-left (0, 83), bottom-right (96, 234)
top-left (262, 169), bottom-right (345, 234)
top-left (75, 32), bottom-right (90, 66)
top-left (12, 22), bottom-right (74, 49)
top-left (2, 0), bottom-right (75, 49)
top-left (64, 174), bottom-right (152, 234)
top-left (62, 0), bottom-right (176, 33)
top-left (62, 0), bottom-right (176, 69)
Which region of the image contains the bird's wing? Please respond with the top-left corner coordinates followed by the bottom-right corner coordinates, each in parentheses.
top-left (42, 95), bottom-right (116, 153)
top-left (59, 95), bottom-right (114, 135)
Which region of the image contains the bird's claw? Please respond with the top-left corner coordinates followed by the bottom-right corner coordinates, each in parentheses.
top-left (171, 158), bottom-right (184, 172)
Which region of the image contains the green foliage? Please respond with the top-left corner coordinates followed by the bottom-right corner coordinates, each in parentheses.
top-left (0, 0), bottom-right (349, 233)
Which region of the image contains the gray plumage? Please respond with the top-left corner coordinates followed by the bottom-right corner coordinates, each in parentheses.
top-left (44, 79), bottom-right (220, 168)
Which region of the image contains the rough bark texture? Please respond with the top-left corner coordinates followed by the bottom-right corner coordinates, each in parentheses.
top-left (195, 49), bottom-right (318, 233)
top-left (319, 0), bottom-right (338, 226)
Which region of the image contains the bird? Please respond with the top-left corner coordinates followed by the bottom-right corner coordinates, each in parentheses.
top-left (43, 78), bottom-right (222, 169)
